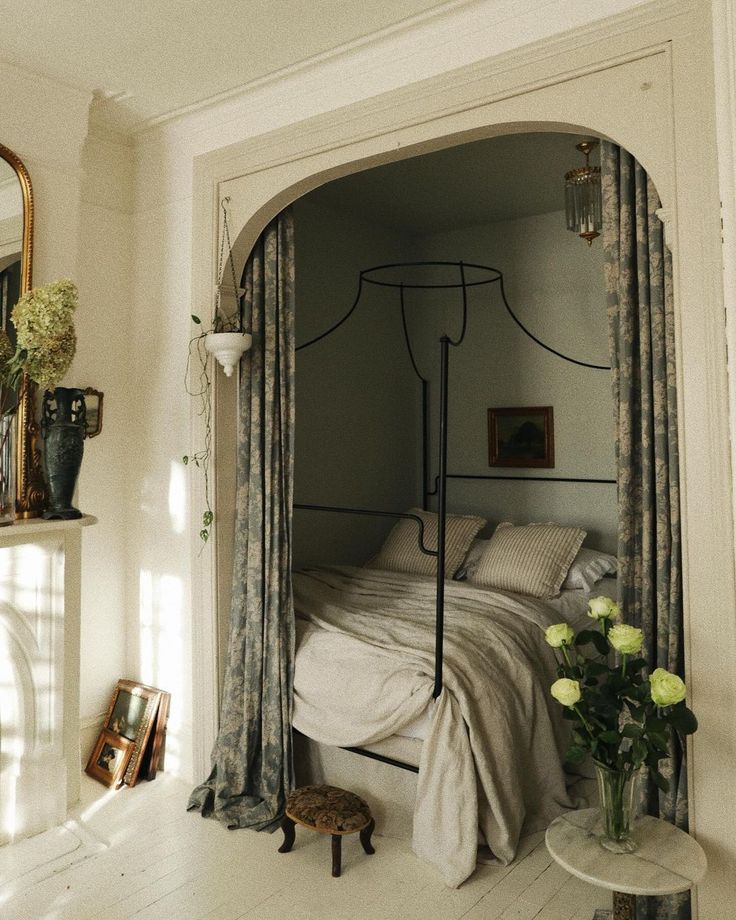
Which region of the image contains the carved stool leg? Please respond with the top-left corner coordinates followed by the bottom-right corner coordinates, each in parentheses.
top-left (278, 817), bottom-right (296, 853)
top-left (612, 891), bottom-right (635, 920)
top-left (332, 834), bottom-right (342, 877)
top-left (360, 818), bottom-right (375, 855)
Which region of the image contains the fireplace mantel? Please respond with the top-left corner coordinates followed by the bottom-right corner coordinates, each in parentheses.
top-left (0, 514), bottom-right (97, 543)
top-left (0, 514), bottom-right (96, 843)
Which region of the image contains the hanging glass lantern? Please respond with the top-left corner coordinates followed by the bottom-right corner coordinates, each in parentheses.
top-left (565, 140), bottom-right (602, 246)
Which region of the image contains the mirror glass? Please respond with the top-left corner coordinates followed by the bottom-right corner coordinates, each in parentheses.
top-left (0, 157), bottom-right (23, 350)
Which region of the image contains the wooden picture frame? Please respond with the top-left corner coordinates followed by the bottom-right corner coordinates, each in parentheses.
top-left (488, 406), bottom-right (554, 468)
top-left (85, 729), bottom-right (134, 788)
top-left (101, 680), bottom-right (163, 787)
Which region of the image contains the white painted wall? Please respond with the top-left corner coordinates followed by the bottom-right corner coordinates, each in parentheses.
top-left (293, 196), bottom-right (420, 568)
top-left (0, 64), bottom-right (131, 773)
top-left (76, 129), bottom-right (134, 759)
top-left (413, 210), bottom-right (616, 550)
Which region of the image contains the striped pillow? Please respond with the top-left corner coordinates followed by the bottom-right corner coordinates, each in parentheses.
top-left (470, 522), bottom-right (586, 598)
top-left (369, 508), bottom-right (486, 578)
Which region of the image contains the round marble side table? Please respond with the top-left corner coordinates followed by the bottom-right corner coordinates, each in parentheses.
top-left (546, 809), bottom-right (707, 920)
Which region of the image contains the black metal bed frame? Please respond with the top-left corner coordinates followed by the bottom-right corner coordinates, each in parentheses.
top-left (294, 261), bottom-right (614, 774)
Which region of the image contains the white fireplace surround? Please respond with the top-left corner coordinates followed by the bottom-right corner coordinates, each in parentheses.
top-left (0, 516), bottom-right (95, 844)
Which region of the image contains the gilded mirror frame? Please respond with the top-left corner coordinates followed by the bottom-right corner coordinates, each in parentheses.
top-left (0, 143), bottom-right (45, 517)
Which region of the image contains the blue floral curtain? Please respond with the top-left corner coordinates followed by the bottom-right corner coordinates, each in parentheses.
top-left (189, 208), bottom-right (296, 832)
top-left (602, 144), bottom-right (688, 920)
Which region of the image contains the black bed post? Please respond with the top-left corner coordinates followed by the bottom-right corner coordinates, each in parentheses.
top-left (434, 336), bottom-right (450, 699)
top-left (422, 379), bottom-right (430, 510)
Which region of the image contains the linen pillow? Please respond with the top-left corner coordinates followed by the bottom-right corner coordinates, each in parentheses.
top-left (562, 547), bottom-right (618, 593)
top-left (368, 508), bottom-right (486, 578)
top-left (469, 521), bottom-right (586, 598)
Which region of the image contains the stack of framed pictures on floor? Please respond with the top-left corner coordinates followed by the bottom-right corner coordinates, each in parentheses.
top-left (85, 680), bottom-right (171, 789)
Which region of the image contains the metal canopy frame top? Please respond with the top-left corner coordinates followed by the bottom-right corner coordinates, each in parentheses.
top-left (294, 260), bottom-right (614, 772)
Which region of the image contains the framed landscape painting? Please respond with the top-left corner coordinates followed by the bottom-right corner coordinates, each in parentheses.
top-left (488, 406), bottom-right (554, 469)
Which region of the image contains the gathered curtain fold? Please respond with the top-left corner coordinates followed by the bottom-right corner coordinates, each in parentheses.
top-left (188, 208), bottom-right (296, 832)
top-left (602, 143), bottom-right (689, 920)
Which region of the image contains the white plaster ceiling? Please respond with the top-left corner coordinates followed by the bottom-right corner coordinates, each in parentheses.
top-left (306, 132), bottom-right (595, 232)
top-left (0, 0), bottom-right (454, 128)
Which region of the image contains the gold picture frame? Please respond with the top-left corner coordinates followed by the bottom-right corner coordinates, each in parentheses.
top-left (488, 406), bottom-right (555, 469)
top-left (100, 679), bottom-right (164, 787)
top-left (85, 729), bottom-right (134, 788)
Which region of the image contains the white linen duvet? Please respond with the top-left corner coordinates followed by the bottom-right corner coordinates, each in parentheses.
top-left (292, 566), bottom-right (583, 887)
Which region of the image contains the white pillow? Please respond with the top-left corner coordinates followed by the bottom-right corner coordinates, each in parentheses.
top-left (562, 547), bottom-right (618, 592)
top-left (454, 538), bottom-right (487, 581)
top-left (468, 522), bottom-right (586, 599)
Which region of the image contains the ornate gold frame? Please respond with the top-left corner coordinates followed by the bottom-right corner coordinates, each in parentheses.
top-left (0, 143), bottom-right (45, 517)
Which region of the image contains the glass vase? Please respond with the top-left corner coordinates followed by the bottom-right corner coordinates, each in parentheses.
top-left (0, 413), bottom-right (15, 526)
top-left (594, 761), bottom-right (639, 854)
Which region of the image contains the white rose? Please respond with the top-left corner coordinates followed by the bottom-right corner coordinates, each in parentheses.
top-left (608, 623), bottom-right (644, 655)
top-left (649, 668), bottom-right (687, 707)
top-left (587, 596), bottom-right (620, 621)
top-left (545, 623), bottom-right (575, 648)
top-left (550, 678), bottom-right (582, 707)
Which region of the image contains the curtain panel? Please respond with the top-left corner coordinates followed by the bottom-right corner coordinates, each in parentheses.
top-left (189, 208), bottom-right (296, 832)
top-left (602, 143), bottom-right (688, 920)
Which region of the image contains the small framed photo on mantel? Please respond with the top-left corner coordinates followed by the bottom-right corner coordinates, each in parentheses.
top-left (86, 679), bottom-right (171, 789)
top-left (488, 406), bottom-right (555, 469)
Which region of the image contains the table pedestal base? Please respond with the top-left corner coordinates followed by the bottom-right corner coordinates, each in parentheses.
top-left (594, 891), bottom-right (636, 920)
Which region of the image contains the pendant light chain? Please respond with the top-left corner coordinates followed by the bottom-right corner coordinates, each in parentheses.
top-left (214, 197), bottom-right (241, 330)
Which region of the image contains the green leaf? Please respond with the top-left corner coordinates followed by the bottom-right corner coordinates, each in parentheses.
top-left (202, 510), bottom-right (213, 528)
top-left (586, 661), bottom-right (609, 677)
top-left (668, 705), bottom-right (698, 735)
top-left (182, 456), bottom-right (189, 465)
top-left (598, 730), bottom-right (620, 744)
top-left (622, 723), bottom-right (643, 738)
top-left (200, 528), bottom-right (209, 543)
top-left (191, 314), bottom-right (202, 324)
top-left (574, 629), bottom-right (596, 646)
top-left (565, 745), bottom-right (586, 765)
top-left (649, 768), bottom-right (670, 793)
top-left (633, 739), bottom-right (648, 763)
top-left (648, 731), bottom-right (669, 752)
top-left (589, 631), bottom-right (610, 656)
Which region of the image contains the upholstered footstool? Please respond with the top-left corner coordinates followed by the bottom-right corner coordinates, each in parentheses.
top-left (278, 784), bottom-right (375, 877)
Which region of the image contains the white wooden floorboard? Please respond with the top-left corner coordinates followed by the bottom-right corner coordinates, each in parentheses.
top-left (0, 773), bottom-right (612, 920)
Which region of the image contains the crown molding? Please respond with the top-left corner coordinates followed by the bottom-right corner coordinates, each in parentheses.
top-left (129, 0), bottom-right (482, 135)
top-left (136, 0), bottom-right (686, 144)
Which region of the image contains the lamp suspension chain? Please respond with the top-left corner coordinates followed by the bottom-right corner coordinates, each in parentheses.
top-left (215, 197), bottom-right (241, 324)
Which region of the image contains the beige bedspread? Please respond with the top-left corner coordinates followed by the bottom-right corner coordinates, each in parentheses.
top-left (292, 566), bottom-right (579, 887)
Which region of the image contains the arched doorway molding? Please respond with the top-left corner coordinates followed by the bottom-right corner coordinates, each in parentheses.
top-left (189, 9), bottom-right (736, 916)
top-left (223, 118), bottom-right (669, 287)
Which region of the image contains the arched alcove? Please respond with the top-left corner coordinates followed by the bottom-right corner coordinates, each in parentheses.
top-left (188, 23), bottom-right (736, 915)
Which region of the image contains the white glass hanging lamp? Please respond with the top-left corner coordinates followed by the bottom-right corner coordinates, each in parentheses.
top-left (565, 140), bottom-right (602, 246)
